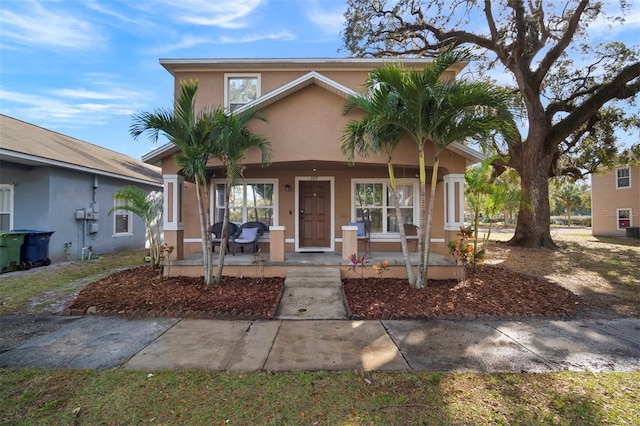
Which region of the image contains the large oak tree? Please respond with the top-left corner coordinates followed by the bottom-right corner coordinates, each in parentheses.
top-left (342, 0), bottom-right (640, 247)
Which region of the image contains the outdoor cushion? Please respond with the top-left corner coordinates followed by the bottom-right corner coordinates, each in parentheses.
top-left (349, 221), bottom-right (366, 237)
top-left (237, 227), bottom-right (259, 242)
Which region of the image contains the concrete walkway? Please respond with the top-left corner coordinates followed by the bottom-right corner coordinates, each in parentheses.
top-left (1, 267), bottom-right (639, 372)
top-left (1, 316), bottom-right (639, 372)
top-left (275, 268), bottom-right (348, 320)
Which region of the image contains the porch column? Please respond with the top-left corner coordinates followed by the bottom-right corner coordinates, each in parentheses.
top-left (163, 174), bottom-right (184, 260)
top-left (342, 225), bottom-right (358, 261)
top-left (443, 174), bottom-right (465, 255)
top-left (269, 226), bottom-right (285, 261)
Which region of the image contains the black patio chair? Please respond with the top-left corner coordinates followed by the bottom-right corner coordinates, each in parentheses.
top-left (231, 221), bottom-right (268, 255)
top-left (210, 221), bottom-right (239, 253)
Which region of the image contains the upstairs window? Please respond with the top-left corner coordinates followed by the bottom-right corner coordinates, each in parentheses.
top-left (225, 74), bottom-right (260, 112)
top-left (616, 166), bottom-right (630, 188)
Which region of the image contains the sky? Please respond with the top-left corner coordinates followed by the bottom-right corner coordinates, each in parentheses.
top-left (1, 0), bottom-right (639, 162)
top-left (0, 0), bottom-right (347, 160)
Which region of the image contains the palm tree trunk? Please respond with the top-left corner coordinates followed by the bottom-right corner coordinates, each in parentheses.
top-left (420, 155), bottom-right (439, 289)
top-left (214, 180), bottom-right (232, 283)
top-left (194, 176), bottom-right (213, 285)
top-left (416, 150), bottom-right (427, 289)
top-left (388, 163), bottom-right (415, 286)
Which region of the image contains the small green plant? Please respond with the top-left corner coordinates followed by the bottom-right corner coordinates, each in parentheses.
top-left (158, 243), bottom-right (174, 279)
top-left (349, 252), bottom-right (368, 284)
top-left (372, 259), bottom-right (390, 281)
top-left (448, 226), bottom-right (484, 281)
top-left (252, 248), bottom-right (266, 281)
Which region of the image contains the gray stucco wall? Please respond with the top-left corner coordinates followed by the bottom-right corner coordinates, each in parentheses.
top-left (1, 161), bottom-right (160, 263)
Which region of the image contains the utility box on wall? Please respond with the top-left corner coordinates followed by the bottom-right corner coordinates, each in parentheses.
top-left (75, 210), bottom-right (85, 220)
top-left (88, 223), bottom-right (99, 234)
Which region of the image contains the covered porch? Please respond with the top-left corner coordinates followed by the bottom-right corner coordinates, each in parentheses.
top-left (168, 249), bottom-right (459, 280)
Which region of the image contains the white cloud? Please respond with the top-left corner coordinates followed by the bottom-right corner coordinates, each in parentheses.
top-left (83, 0), bottom-right (139, 24)
top-left (0, 0), bottom-right (104, 51)
top-left (153, 0), bottom-right (264, 29)
top-left (219, 31), bottom-right (296, 44)
top-left (48, 88), bottom-right (130, 100)
top-left (149, 35), bottom-right (212, 55)
top-left (305, 0), bottom-right (346, 35)
top-left (0, 82), bottom-right (143, 129)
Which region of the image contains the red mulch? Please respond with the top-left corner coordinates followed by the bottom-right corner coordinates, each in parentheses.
top-left (66, 265), bottom-right (580, 320)
top-left (343, 266), bottom-right (580, 320)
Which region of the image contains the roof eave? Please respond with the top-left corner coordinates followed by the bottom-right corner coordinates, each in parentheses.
top-left (1, 149), bottom-right (163, 187)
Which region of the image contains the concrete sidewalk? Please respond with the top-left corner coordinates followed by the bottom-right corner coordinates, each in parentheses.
top-left (1, 316), bottom-right (638, 372)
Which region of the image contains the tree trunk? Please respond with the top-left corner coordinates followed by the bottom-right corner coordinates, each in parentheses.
top-left (388, 163), bottom-right (416, 286)
top-left (214, 181), bottom-right (232, 283)
top-left (195, 176), bottom-right (213, 284)
top-left (416, 150), bottom-right (427, 289)
top-left (420, 155), bottom-right (439, 288)
top-left (510, 150), bottom-right (557, 248)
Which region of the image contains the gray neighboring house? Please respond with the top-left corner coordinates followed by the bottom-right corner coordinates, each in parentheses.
top-left (0, 114), bottom-right (162, 262)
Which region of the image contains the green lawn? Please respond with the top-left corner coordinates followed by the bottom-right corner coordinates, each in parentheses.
top-left (0, 250), bottom-right (146, 315)
top-left (1, 370), bottom-right (638, 425)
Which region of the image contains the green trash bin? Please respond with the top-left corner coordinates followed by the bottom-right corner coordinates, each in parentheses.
top-left (0, 232), bottom-right (27, 273)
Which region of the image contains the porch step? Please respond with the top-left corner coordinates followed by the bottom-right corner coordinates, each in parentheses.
top-left (276, 268), bottom-right (348, 320)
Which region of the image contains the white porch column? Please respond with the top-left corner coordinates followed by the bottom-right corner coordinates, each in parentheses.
top-left (443, 174), bottom-right (465, 231)
top-left (163, 174), bottom-right (184, 259)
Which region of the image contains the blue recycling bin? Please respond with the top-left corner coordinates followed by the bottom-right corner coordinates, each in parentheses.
top-left (12, 229), bottom-right (54, 269)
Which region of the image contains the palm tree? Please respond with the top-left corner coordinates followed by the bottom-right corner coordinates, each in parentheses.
top-left (108, 185), bottom-right (163, 268)
top-left (130, 79), bottom-right (219, 284)
top-left (341, 79), bottom-right (417, 286)
top-left (210, 107), bottom-right (272, 283)
top-left (368, 49), bottom-right (515, 287)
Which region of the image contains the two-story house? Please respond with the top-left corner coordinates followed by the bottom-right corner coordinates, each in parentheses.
top-left (142, 58), bottom-right (484, 277)
top-left (592, 164), bottom-right (640, 238)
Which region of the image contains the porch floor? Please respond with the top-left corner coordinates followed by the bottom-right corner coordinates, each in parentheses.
top-left (174, 250), bottom-right (452, 268)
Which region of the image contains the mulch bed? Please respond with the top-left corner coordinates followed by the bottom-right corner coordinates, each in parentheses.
top-left (65, 265), bottom-right (581, 320)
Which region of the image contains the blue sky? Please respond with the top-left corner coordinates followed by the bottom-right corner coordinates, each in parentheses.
top-left (0, 0), bottom-right (347, 159)
top-left (1, 0), bottom-right (638, 161)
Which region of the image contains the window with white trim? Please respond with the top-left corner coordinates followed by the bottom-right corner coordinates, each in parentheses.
top-left (616, 166), bottom-right (630, 188)
top-left (617, 208), bottom-right (632, 230)
top-left (213, 180), bottom-right (276, 227)
top-left (0, 185), bottom-right (13, 232)
top-left (113, 199), bottom-right (132, 235)
top-left (224, 74), bottom-right (260, 112)
top-left (352, 180), bottom-right (417, 234)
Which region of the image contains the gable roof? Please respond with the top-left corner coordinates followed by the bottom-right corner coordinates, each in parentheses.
top-left (142, 66), bottom-right (483, 166)
top-left (0, 114), bottom-right (161, 186)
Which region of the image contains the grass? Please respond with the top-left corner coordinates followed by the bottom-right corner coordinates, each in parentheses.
top-left (0, 250), bottom-right (146, 315)
top-left (1, 370), bottom-right (638, 425)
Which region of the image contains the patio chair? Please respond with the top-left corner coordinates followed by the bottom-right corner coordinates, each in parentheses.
top-left (349, 220), bottom-right (370, 253)
top-left (403, 223), bottom-right (419, 252)
top-left (231, 221), bottom-right (268, 255)
top-left (210, 222), bottom-right (239, 253)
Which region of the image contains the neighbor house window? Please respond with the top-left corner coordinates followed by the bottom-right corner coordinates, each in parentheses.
top-left (617, 208), bottom-right (632, 230)
top-left (213, 180), bottom-right (276, 227)
top-left (352, 180), bottom-right (417, 234)
top-left (224, 74), bottom-right (260, 112)
top-left (113, 199), bottom-right (132, 235)
top-left (616, 166), bottom-right (630, 188)
top-left (0, 185), bottom-right (13, 232)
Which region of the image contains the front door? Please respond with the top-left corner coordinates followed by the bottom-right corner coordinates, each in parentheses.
top-left (299, 180), bottom-right (331, 249)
